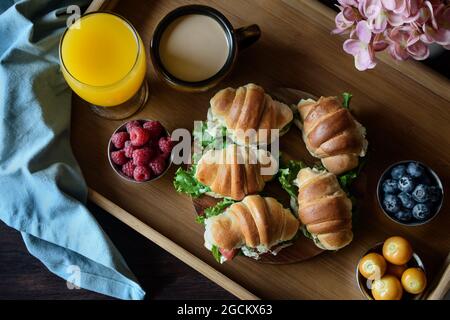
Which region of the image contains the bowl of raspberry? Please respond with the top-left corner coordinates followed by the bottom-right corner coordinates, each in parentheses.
top-left (377, 161), bottom-right (444, 226)
top-left (108, 119), bottom-right (174, 183)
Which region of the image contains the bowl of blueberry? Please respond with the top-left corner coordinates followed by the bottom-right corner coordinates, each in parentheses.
top-left (377, 161), bottom-right (443, 226)
top-left (108, 119), bottom-right (174, 183)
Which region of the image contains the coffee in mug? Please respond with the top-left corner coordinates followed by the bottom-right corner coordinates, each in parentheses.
top-left (151, 5), bottom-right (261, 92)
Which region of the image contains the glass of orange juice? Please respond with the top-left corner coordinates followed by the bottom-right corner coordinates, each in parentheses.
top-left (59, 12), bottom-right (148, 120)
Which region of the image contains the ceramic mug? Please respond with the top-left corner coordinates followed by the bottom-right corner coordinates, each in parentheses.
top-left (150, 5), bottom-right (261, 92)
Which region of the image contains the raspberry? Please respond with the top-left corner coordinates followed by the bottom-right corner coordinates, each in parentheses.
top-left (158, 136), bottom-right (174, 154)
top-left (132, 147), bottom-right (153, 166)
top-left (110, 150), bottom-right (128, 165)
top-left (149, 156), bottom-right (167, 176)
top-left (143, 120), bottom-right (163, 138)
top-left (126, 120), bottom-right (141, 132)
top-left (111, 132), bottom-right (129, 149)
top-left (160, 151), bottom-right (171, 160)
top-left (121, 161), bottom-right (135, 178)
top-left (123, 141), bottom-right (135, 158)
top-left (133, 165), bottom-right (152, 182)
top-left (130, 127), bottom-right (150, 146)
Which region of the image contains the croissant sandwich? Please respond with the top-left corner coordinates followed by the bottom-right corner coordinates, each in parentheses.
top-left (204, 195), bottom-right (300, 262)
top-left (297, 96), bottom-right (368, 175)
top-left (208, 83), bottom-right (293, 145)
top-left (295, 167), bottom-right (353, 250)
top-left (193, 144), bottom-right (276, 200)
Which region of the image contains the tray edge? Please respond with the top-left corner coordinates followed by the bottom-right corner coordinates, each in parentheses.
top-left (88, 188), bottom-right (260, 300)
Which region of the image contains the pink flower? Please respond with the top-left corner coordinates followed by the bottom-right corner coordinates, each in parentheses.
top-left (343, 21), bottom-right (377, 70)
top-left (333, 0), bottom-right (448, 70)
top-left (422, 4), bottom-right (450, 46)
top-left (416, 1), bottom-right (434, 26)
top-left (381, 0), bottom-right (407, 13)
top-left (381, 0), bottom-right (422, 26)
top-left (359, 0), bottom-right (383, 19)
top-left (333, 11), bottom-right (356, 34)
top-left (368, 8), bottom-right (389, 33)
top-left (373, 33), bottom-right (390, 50)
top-left (388, 26), bottom-right (430, 60)
top-left (333, 1), bottom-right (361, 34)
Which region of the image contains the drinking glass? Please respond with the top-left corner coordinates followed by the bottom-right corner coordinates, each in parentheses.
top-left (59, 12), bottom-right (148, 120)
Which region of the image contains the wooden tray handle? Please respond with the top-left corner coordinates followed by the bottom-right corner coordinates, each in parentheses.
top-left (86, 0), bottom-right (118, 13)
top-left (426, 253), bottom-right (450, 300)
top-left (427, 264), bottom-right (450, 300)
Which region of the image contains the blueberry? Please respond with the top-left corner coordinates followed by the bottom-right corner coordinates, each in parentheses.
top-left (395, 209), bottom-right (412, 222)
top-left (398, 175), bottom-right (415, 193)
top-left (412, 184), bottom-right (430, 203)
top-left (407, 162), bottom-right (424, 178)
top-left (382, 179), bottom-right (399, 194)
top-left (429, 186), bottom-right (442, 203)
top-left (398, 192), bottom-right (415, 209)
top-left (383, 194), bottom-right (401, 213)
top-left (412, 203), bottom-right (431, 220)
top-left (391, 165), bottom-right (406, 180)
top-left (417, 174), bottom-right (432, 185)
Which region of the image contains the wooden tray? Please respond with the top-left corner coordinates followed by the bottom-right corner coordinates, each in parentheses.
top-left (71, 0), bottom-right (450, 299)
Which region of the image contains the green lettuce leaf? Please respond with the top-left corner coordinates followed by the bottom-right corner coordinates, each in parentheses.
top-left (211, 245), bottom-right (222, 263)
top-left (193, 121), bottom-right (228, 151)
top-left (300, 225), bottom-right (313, 240)
top-left (173, 166), bottom-right (210, 198)
top-left (278, 160), bottom-right (307, 198)
top-left (193, 121), bottom-right (214, 149)
top-left (342, 92), bottom-right (353, 109)
top-left (338, 157), bottom-right (366, 193)
top-left (196, 198), bottom-right (236, 225)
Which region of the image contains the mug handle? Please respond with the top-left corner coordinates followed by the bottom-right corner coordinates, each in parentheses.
top-left (235, 24), bottom-right (261, 51)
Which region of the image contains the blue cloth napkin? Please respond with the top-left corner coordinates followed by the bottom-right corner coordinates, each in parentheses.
top-left (0, 0), bottom-right (145, 300)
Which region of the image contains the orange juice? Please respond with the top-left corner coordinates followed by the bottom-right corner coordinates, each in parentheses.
top-left (60, 13), bottom-right (146, 106)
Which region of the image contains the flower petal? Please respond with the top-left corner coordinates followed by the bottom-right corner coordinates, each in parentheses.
top-left (343, 6), bottom-right (359, 21)
top-left (389, 43), bottom-right (410, 60)
top-left (356, 20), bottom-right (373, 43)
top-left (407, 41), bottom-right (430, 60)
top-left (355, 47), bottom-right (376, 71)
top-left (381, 0), bottom-right (397, 11)
top-left (388, 26), bottom-right (410, 44)
top-left (360, 0), bottom-right (382, 20)
top-left (369, 11), bottom-right (388, 33)
top-left (373, 33), bottom-right (389, 51)
top-left (343, 39), bottom-right (363, 55)
top-left (424, 24), bottom-right (450, 46)
top-left (387, 11), bottom-right (407, 26)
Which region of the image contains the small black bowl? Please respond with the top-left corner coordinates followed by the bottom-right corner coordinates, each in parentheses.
top-left (377, 160), bottom-right (444, 226)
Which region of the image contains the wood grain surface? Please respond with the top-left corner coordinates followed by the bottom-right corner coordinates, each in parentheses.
top-left (0, 203), bottom-right (235, 300)
top-left (70, 0), bottom-right (450, 299)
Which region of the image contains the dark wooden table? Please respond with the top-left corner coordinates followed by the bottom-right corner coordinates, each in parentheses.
top-left (0, 202), bottom-right (235, 300)
top-left (0, 0), bottom-right (448, 300)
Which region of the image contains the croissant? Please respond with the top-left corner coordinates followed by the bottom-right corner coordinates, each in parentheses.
top-left (297, 96), bottom-right (367, 175)
top-left (296, 167), bottom-right (353, 250)
top-left (204, 195), bottom-right (299, 254)
top-left (194, 144), bottom-right (275, 200)
top-left (210, 83), bottom-right (293, 145)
